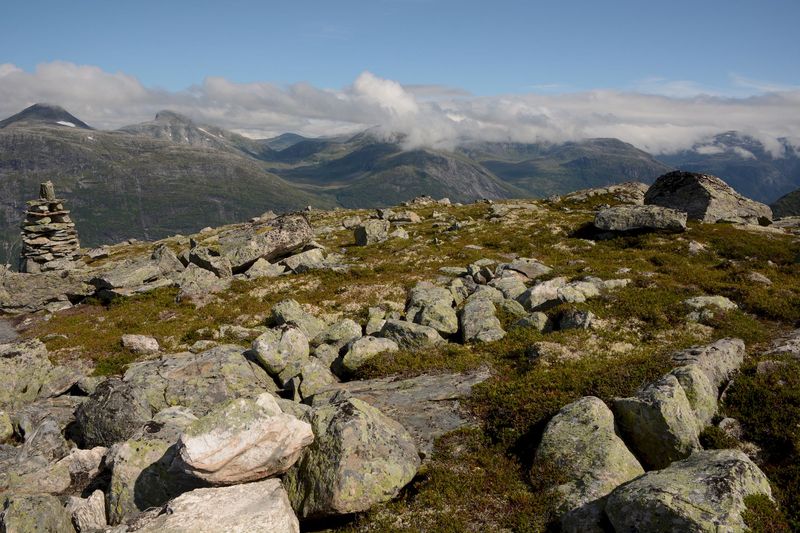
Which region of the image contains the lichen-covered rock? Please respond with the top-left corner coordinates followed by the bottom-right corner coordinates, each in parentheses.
top-left (123, 345), bottom-right (276, 417)
top-left (497, 258), bottom-right (552, 280)
top-left (594, 205), bottom-right (687, 232)
top-left (460, 295), bottom-right (505, 343)
top-left (216, 214), bottom-right (313, 272)
top-left (75, 378), bottom-right (153, 447)
top-left (533, 397), bottom-right (644, 516)
top-left (189, 247), bottom-right (233, 278)
top-left (378, 319), bottom-right (444, 350)
top-left (517, 277), bottom-right (567, 311)
top-left (405, 283), bottom-right (458, 335)
top-left (684, 295), bottom-right (738, 322)
top-left (670, 338), bottom-right (745, 389)
top-left (130, 479), bottom-right (300, 533)
top-left (270, 299), bottom-right (327, 340)
top-left (341, 336), bottom-right (399, 374)
top-left (354, 219), bottom-right (390, 246)
top-left (612, 374), bottom-right (701, 470)
top-left (670, 364), bottom-right (718, 430)
top-left (175, 264), bottom-right (231, 304)
top-left (173, 394), bottom-right (313, 485)
top-left (312, 319), bottom-right (362, 349)
top-left (605, 449), bottom-right (773, 532)
top-left (244, 258), bottom-right (286, 279)
top-left (0, 493), bottom-right (76, 533)
top-left (0, 411), bottom-right (12, 443)
top-left (0, 339), bottom-right (83, 411)
top-left (284, 397), bottom-right (420, 518)
top-left (280, 248), bottom-right (326, 273)
top-left (298, 359), bottom-right (337, 399)
top-left (644, 170), bottom-right (773, 224)
top-left (251, 327), bottom-right (310, 376)
top-left (106, 413), bottom-right (203, 525)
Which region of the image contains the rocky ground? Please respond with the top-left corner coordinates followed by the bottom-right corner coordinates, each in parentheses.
top-left (1, 172), bottom-right (800, 532)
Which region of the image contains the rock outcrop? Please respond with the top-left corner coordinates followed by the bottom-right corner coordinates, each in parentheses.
top-left (594, 205), bottom-right (687, 233)
top-left (644, 171), bottom-right (773, 224)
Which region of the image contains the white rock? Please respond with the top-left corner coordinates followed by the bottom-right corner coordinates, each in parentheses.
top-left (121, 334), bottom-right (159, 355)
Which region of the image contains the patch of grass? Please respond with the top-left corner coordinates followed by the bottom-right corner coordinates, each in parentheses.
top-left (698, 426), bottom-right (739, 450)
top-left (742, 494), bottom-right (791, 533)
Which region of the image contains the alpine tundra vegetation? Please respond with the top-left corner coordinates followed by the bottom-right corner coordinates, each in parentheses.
top-left (1, 171), bottom-right (799, 532)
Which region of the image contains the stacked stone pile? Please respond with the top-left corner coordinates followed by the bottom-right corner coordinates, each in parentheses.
top-left (20, 181), bottom-right (80, 273)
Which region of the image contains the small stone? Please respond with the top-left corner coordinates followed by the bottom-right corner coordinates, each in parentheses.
top-left (121, 334), bottom-right (160, 355)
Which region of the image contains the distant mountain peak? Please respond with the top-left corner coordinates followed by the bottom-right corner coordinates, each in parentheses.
top-left (0, 103), bottom-right (92, 130)
top-left (154, 110), bottom-right (194, 124)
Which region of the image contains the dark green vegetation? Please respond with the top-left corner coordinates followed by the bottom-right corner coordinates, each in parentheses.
top-left (22, 194), bottom-right (800, 530)
top-left (772, 187), bottom-right (800, 218)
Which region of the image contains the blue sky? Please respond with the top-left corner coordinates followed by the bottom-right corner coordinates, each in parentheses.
top-left (2, 0), bottom-right (798, 95)
top-left (1, 0), bottom-right (798, 154)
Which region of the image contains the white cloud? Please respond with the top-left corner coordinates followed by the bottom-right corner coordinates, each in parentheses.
top-left (0, 62), bottom-right (798, 157)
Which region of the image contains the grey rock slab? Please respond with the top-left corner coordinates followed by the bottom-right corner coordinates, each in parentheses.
top-left (75, 378), bottom-right (153, 447)
top-left (244, 258), bottom-right (286, 279)
top-left (311, 319), bottom-right (362, 350)
top-left (594, 205), bottom-right (687, 232)
top-left (605, 449), bottom-right (773, 532)
top-left (280, 248), bottom-right (326, 273)
top-left (251, 326), bottom-right (310, 377)
top-left (270, 299), bottom-right (327, 340)
top-left (644, 170), bottom-right (773, 224)
top-left (334, 368), bottom-right (491, 458)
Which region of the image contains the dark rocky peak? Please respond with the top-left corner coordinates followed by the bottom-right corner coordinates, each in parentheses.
top-left (153, 110), bottom-right (195, 125)
top-left (0, 103), bottom-right (92, 130)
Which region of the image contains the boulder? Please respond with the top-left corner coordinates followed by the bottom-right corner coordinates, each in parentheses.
top-left (121, 334), bottom-right (159, 355)
top-left (188, 247), bottom-right (233, 278)
top-left (534, 397), bottom-right (644, 517)
top-left (0, 339), bottom-right (83, 410)
top-left (298, 359), bottom-right (337, 399)
top-left (0, 411), bottom-right (11, 443)
top-left (0, 268), bottom-right (93, 315)
top-left (405, 283), bottom-right (458, 335)
top-left (684, 295), bottom-right (738, 322)
top-left (216, 214), bottom-right (313, 272)
top-left (341, 336), bottom-right (399, 374)
top-left (175, 264), bottom-right (231, 304)
top-left (378, 319), bottom-right (445, 350)
top-left (270, 299), bottom-right (327, 340)
top-left (644, 170), bottom-right (773, 224)
top-left (75, 378), bottom-right (153, 447)
top-left (612, 374), bottom-right (701, 470)
top-left (244, 258), bottom-right (286, 279)
top-left (594, 205), bottom-right (687, 232)
top-left (251, 327), bottom-right (310, 377)
top-left (497, 258), bottom-right (552, 280)
top-left (312, 319), bottom-right (362, 350)
top-left (284, 397), bottom-right (420, 518)
top-left (670, 338), bottom-right (745, 389)
top-left (0, 493), bottom-right (76, 533)
top-left (354, 219), bottom-right (391, 246)
top-left (670, 364), bottom-right (718, 430)
top-left (460, 295), bottom-right (505, 343)
top-left (106, 411), bottom-right (203, 525)
top-left (66, 490), bottom-right (107, 532)
top-left (517, 277), bottom-right (567, 311)
top-left (129, 479), bottom-right (299, 533)
top-left (173, 394), bottom-right (313, 485)
top-left (766, 328), bottom-right (800, 359)
top-left (123, 345), bottom-right (277, 417)
top-left (605, 449), bottom-right (773, 532)
top-left (280, 248), bottom-right (326, 273)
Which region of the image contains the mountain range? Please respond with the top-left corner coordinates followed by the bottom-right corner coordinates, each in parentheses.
top-left (1, 103), bottom-right (799, 264)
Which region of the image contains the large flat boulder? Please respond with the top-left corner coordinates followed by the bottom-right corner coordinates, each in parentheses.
top-left (217, 214), bottom-right (313, 272)
top-left (605, 449), bottom-right (772, 532)
top-left (644, 170), bottom-right (773, 224)
top-left (129, 479), bottom-right (299, 533)
top-left (534, 396), bottom-right (644, 517)
top-left (594, 205), bottom-right (687, 232)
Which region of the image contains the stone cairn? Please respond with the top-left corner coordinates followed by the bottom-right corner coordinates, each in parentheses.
top-left (19, 181), bottom-right (80, 273)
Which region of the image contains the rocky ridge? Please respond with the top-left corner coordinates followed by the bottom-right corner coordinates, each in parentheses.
top-left (0, 170), bottom-right (798, 531)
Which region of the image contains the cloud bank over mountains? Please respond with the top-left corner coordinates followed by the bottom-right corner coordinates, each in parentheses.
top-left (1, 61), bottom-right (798, 156)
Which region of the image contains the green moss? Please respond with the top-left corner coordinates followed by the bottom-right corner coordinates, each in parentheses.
top-left (698, 426), bottom-right (739, 450)
top-left (742, 494), bottom-right (791, 533)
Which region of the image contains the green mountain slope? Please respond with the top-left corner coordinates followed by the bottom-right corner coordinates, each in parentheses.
top-left (0, 122), bottom-right (334, 264)
top-left (771, 188), bottom-right (800, 218)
